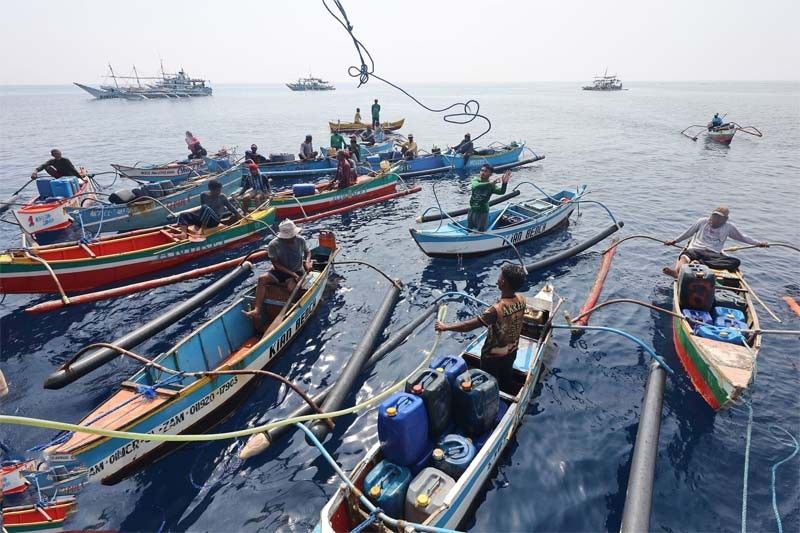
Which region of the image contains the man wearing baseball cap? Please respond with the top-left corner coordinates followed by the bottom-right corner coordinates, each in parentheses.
top-left (244, 219), bottom-right (312, 329)
top-left (662, 206), bottom-right (768, 277)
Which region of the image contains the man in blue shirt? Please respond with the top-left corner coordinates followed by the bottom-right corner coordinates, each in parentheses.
top-left (710, 113), bottom-right (723, 128)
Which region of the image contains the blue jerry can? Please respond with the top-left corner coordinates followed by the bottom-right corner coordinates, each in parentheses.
top-left (363, 460), bottom-right (411, 520)
top-left (378, 392), bottom-right (429, 466)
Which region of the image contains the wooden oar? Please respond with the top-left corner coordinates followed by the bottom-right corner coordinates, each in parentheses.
top-left (0, 179), bottom-right (34, 216)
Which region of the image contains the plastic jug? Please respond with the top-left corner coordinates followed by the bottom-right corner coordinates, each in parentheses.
top-left (428, 355), bottom-right (467, 388)
top-left (363, 460), bottom-right (411, 520)
top-left (472, 400), bottom-right (510, 450)
top-left (292, 183), bottom-right (317, 197)
top-left (35, 178), bottom-right (53, 199)
top-left (50, 178), bottom-right (73, 199)
top-left (714, 288), bottom-right (747, 311)
top-left (682, 309), bottom-right (712, 326)
top-left (431, 434), bottom-right (475, 480)
top-left (408, 443), bottom-right (434, 476)
top-left (453, 369), bottom-right (499, 437)
top-left (695, 325), bottom-right (746, 345)
top-left (406, 368), bottom-right (451, 437)
top-left (678, 263), bottom-right (715, 312)
top-left (405, 467), bottom-right (456, 525)
top-left (377, 393), bottom-right (429, 466)
top-left (714, 307), bottom-right (746, 328)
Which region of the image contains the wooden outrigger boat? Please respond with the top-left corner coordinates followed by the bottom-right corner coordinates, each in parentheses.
top-left (410, 187), bottom-right (585, 258)
top-left (441, 142), bottom-right (525, 171)
top-left (270, 173), bottom-right (408, 220)
top-left (44, 235), bottom-right (337, 485)
top-left (672, 267), bottom-right (760, 410)
top-left (65, 166), bottom-right (244, 234)
top-left (318, 284), bottom-right (557, 531)
top-left (1, 496), bottom-right (77, 532)
top-left (0, 207), bottom-right (274, 295)
top-left (2, 460), bottom-right (38, 496)
top-left (680, 122), bottom-right (763, 145)
top-left (12, 177), bottom-right (95, 236)
top-left (329, 118), bottom-right (405, 133)
top-left (259, 142), bottom-right (393, 180)
top-left (111, 153), bottom-right (233, 183)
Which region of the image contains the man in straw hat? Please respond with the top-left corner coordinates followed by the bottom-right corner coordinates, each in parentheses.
top-left (662, 206), bottom-right (768, 277)
top-left (244, 219), bottom-right (312, 328)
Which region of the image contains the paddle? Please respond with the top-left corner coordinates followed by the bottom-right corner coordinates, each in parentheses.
top-left (0, 179), bottom-right (35, 216)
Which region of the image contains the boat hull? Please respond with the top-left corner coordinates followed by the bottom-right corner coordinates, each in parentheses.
top-left (12, 179), bottom-right (95, 235)
top-left (410, 189), bottom-right (582, 258)
top-left (1, 496), bottom-right (76, 532)
top-left (0, 208), bottom-right (275, 294)
top-left (112, 155), bottom-right (232, 183)
top-left (66, 167), bottom-right (243, 234)
top-left (329, 119), bottom-right (404, 133)
top-left (441, 144), bottom-right (524, 170)
top-left (707, 127), bottom-right (736, 145)
top-left (46, 258), bottom-right (333, 484)
top-left (271, 174), bottom-right (398, 219)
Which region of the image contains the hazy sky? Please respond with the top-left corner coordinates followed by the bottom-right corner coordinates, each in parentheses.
top-left (1, 0), bottom-right (798, 85)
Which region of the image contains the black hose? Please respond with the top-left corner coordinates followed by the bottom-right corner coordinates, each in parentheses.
top-left (43, 262), bottom-right (255, 389)
top-left (525, 221), bottom-right (624, 274)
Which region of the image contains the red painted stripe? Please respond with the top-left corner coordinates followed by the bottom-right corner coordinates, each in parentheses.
top-left (672, 321), bottom-right (721, 410)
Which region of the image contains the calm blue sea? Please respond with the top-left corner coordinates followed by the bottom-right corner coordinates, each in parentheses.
top-left (0, 82), bottom-right (798, 532)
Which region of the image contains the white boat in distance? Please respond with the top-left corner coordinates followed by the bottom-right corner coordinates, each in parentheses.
top-left (75, 62), bottom-right (212, 99)
top-left (582, 68), bottom-right (625, 91)
top-left (287, 76), bottom-right (335, 91)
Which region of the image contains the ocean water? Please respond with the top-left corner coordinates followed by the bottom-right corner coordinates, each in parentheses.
top-left (0, 81), bottom-right (798, 532)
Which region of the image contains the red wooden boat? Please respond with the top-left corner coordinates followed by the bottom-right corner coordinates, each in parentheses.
top-left (2, 460), bottom-right (37, 496)
top-left (1, 496), bottom-right (76, 532)
top-left (0, 207), bottom-right (275, 295)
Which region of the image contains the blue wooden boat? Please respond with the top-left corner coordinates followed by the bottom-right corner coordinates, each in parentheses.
top-left (111, 154), bottom-right (233, 183)
top-left (44, 235), bottom-right (337, 485)
top-left (410, 186), bottom-right (585, 258)
top-left (318, 284), bottom-right (558, 532)
top-left (259, 142), bottom-right (394, 180)
top-left (441, 142), bottom-right (525, 170)
top-left (365, 153), bottom-right (454, 178)
top-left (65, 166), bottom-right (243, 234)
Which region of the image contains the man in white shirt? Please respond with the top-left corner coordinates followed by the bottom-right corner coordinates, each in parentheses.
top-left (662, 206), bottom-right (768, 277)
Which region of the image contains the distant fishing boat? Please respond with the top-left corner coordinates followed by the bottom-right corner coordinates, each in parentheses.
top-left (582, 68), bottom-right (624, 91)
top-left (410, 187), bottom-right (585, 258)
top-left (318, 284), bottom-right (558, 532)
top-left (74, 62), bottom-right (212, 100)
top-left (680, 121), bottom-right (763, 145)
top-left (287, 76), bottom-right (335, 91)
top-left (329, 119), bottom-right (405, 134)
top-left (44, 235), bottom-right (337, 484)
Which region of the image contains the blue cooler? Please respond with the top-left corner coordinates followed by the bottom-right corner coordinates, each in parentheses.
top-left (428, 355), bottom-right (468, 388)
top-left (363, 460), bottom-right (411, 520)
top-left (36, 178), bottom-right (53, 199)
top-left (714, 307), bottom-right (746, 328)
top-left (431, 434), bottom-right (475, 480)
top-left (453, 369), bottom-right (499, 437)
top-left (378, 393), bottom-right (429, 466)
top-left (472, 400), bottom-right (510, 450)
top-left (50, 178), bottom-right (73, 198)
top-left (696, 325), bottom-right (746, 345)
top-left (292, 183), bottom-right (317, 197)
top-left (406, 368), bottom-right (451, 437)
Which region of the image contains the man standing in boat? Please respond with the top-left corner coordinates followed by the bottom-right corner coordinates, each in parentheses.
top-left (662, 206), bottom-right (768, 276)
top-left (348, 135), bottom-right (361, 162)
top-left (371, 99), bottom-right (381, 128)
top-left (244, 219), bottom-right (312, 330)
top-left (31, 149), bottom-right (83, 179)
top-left (354, 107), bottom-right (362, 123)
top-left (435, 263), bottom-right (528, 391)
top-left (330, 130), bottom-right (347, 152)
top-left (467, 165), bottom-right (512, 232)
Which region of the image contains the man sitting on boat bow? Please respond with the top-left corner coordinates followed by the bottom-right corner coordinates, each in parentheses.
top-left (435, 263), bottom-right (528, 391)
top-left (31, 149), bottom-right (84, 179)
top-left (175, 179), bottom-right (242, 238)
top-left (244, 219), bottom-right (312, 330)
top-left (662, 206), bottom-right (768, 277)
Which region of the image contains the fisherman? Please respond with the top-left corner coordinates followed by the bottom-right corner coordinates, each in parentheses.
top-left (710, 113), bottom-right (724, 129)
top-left (354, 107), bottom-right (362, 123)
top-left (467, 165), bottom-right (511, 232)
top-left (31, 149), bottom-right (83, 179)
top-left (453, 133), bottom-right (474, 159)
top-left (371, 99), bottom-right (381, 128)
top-left (330, 130), bottom-right (347, 151)
top-left (662, 206), bottom-right (768, 276)
top-left (299, 135), bottom-right (318, 161)
top-left (333, 150), bottom-right (356, 189)
top-left (348, 135), bottom-right (361, 162)
top-left (185, 131), bottom-right (208, 159)
top-left (374, 125), bottom-right (385, 143)
top-left (245, 144), bottom-right (268, 164)
top-left (239, 159), bottom-right (271, 212)
top-left (244, 219), bottom-right (312, 329)
top-left (435, 263), bottom-right (528, 391)
top-left (175, 179), bottom-right (242, 237)
top-left (400, 134), bottom-right (418, 158)
top-left (361, 127), bottom-right (376, 146)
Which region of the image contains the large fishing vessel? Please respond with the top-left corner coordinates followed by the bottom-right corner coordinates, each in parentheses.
top-left (75, 63), bottom-right (212, 99)
top-left (287, 76), bottom-right (335, 91)
top-left (582, 68), bottom-right (624, 91)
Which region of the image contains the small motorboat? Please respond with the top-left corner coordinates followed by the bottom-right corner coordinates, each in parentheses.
top-left (410, 187), bottom-right (585, 258)
top-left (12, 176), bottom-right (95, 236)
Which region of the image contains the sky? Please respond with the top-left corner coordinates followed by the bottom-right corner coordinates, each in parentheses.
top-left (1, 0), bottom-right (798, 85)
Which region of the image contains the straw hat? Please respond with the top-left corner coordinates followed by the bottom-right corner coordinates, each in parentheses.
top-left (277, 219), bottom-right (301, 239)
